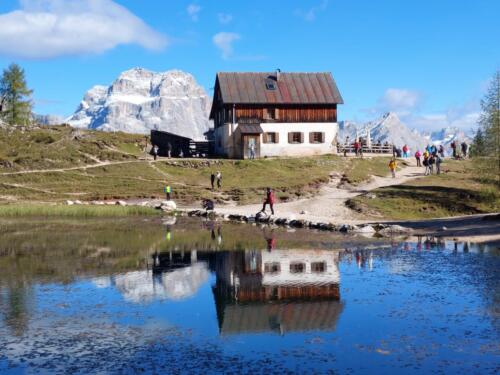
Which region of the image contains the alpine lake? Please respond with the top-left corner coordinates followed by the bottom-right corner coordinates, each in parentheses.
top-left (0, 216), bottom-right (498, 374)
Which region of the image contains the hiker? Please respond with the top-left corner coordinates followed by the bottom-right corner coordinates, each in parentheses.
top-left (389, 158), bottom-right (397, 178)
top-left (435, 154), bottom-right (442, 175)
top-left (167, 142), bottom-right (172, 158)
top-left (165, 185), bottom-right (172, 201)
top-left (216, 171), bottom-right (222, 189)
top-left (261, 187), bottom-right (275, 215)
top-left (152, 145), bottom-right (159, 161)
top-left (202, 199), bottom-right (214, 211)
top-left (392, 145), bottom-right (397, 158)
top-left (395, 148), bottom-right (402, 158)
top-left (461, 141), bottom-right (468, 158)
top-left (354, 141), bottom-right (360, 156)
top-left (210, 172), bottom-right (215, 191)
top-left (450, 141), bottom-right (457, 159)
top-left (415, 150), bottom-right (422, 167)
top-left (438, 144), bottom-right (445, 158)
top-left (343, 136), bottom-right (350, 157)
top-left (402, 144), bottom-right (409, 158)
top-left (428, 154), bottom-right (435, 174)
top-left (430, 144), bottom-right (437, 156)
top-left (423, 152), bottom-right (430, 175)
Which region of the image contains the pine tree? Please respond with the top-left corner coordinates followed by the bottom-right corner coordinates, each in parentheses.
top-left (0, 63), bottom-right (33, 126)
top-left (471, 128), bottom-right (485, 156)
top-left (474, 70), bottom-right (500, 184)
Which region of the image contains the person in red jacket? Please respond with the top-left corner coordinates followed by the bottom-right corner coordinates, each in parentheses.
top-left (261, 187), bottom-right (275, 215)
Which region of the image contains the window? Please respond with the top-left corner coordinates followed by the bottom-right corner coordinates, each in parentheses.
top-left (311, 262), bottom-right (326, 273)
top-left (266, 81), bottom-right (277, 90)
top-left (290, 262), bottom-right (305, 274)
top-left (264, 108), bottom-right (276, 120)
top-left (264, 262), bottom-right (281, 273)
top-left (265, 78), bottom-right (277, 90)
top-left (263, 132), bottom-right (279, 144)
top-left (309, 132), bottom-right (325, 144)
top-left (288, 132), bottom-right (304, 144)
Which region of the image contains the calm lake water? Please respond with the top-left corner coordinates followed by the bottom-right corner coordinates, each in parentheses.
top-left (0, 217), bottom-right (498, 374)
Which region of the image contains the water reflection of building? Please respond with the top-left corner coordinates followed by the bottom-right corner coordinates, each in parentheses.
top-left (212, 250), bottom-right (344, 335)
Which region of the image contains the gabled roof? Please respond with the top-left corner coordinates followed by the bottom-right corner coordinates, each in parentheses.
top-left (215, 72), bottom-right (344, 105)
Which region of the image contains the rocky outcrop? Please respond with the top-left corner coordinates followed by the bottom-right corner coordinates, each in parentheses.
top-left (67, 68), bottom-right (212, 140)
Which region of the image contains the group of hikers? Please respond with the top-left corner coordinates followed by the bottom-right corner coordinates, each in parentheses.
top-left (389, 140), bottom-right (469, 178)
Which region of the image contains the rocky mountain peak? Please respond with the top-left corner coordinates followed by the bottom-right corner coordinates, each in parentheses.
top-left (67, 68), bottom-right (212, 140)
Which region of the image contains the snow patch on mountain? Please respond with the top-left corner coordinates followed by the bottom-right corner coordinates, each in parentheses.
top-left (67, 68), bottom-right (212, 140)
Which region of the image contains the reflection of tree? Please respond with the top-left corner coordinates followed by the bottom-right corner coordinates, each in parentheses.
top-left (0, 281), bottom-right (34, 337)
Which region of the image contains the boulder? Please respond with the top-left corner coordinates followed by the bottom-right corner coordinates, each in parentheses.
top-left (339, 224), bottom-right (355, 233)
top-left (255, 211), bottom-right (270, 222)
top-left (161, 200), bottom-right (177, 211)
top-left (379, 225), bottom-right (413, 235)
top-left (116, 200), bottom-right (128, 207)
top-left (66, 200), bottom-right (74, 206)
top-left (353, 225), bottom-right (376, 234)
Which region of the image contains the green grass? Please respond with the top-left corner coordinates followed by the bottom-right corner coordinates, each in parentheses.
top-left (0, 126), bottom-right (397, 205)
top-left (347, 159), bottom-right (500, 220)
top-left (0, 204), bottom-right (159, 218)
top-left (0, 124), bottom-right (145, 171)
top-left (342, 156), bottom-right (399, 184)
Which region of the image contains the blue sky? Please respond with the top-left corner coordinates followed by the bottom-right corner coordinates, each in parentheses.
top-left (0, 0), bottom-right (498, 130)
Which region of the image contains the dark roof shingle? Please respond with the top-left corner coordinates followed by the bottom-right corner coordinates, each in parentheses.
top-left (216, 72), bottom-right (343, 105)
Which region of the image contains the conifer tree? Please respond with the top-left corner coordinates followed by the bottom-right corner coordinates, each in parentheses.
top-left (474, 70), bottom-right (500, 184)
top-left (0, 63), bottom-right (33, 126)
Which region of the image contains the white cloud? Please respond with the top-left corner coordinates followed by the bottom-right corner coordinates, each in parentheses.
top-left (296, 0), bottom-right (329, 21)
top-left (0, 0), bottom-right (168, 59)
top-left (213, 32), bottom-right (240, 59)
top-left (365, 88), bottom-right (480, 132)
top-left (406, 111), bottom-right (480, 132)
top-left (377, 88), bottom-right (423, 116)
top-left (217, 13), bottom-right (233, 24)
top-left (187, 4), bottom-right (201, 22)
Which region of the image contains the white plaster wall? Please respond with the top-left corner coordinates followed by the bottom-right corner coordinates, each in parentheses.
top-left (260, 122), bottom-right (338, 157)
top-left (214, 122), bottom-right (339, 158)
top-left (260, 250), bottom-right (340, 286)
top-left (214, 123), bottom-right (233, 157)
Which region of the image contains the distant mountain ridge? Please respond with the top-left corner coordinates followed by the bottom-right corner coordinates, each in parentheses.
top-left (67, 68), bottom-right (212, 140)
top-left (339, 112), bottom-right (471, 151)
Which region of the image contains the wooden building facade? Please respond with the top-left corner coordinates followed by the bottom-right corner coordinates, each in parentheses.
top-left (209, 71), bottom-right (343, 159)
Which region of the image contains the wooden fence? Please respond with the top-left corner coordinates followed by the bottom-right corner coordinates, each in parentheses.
top-left (337, 144), bottom-right (393, 154)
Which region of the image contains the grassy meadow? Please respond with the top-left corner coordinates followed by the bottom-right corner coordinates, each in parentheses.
top-left (0, 125), bottom-right (392, 206)
top-left (347, 159), bottom-right (500, 220)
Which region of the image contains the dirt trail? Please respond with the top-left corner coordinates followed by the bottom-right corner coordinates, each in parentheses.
top-left (211, 160), bottom-right (423, 224)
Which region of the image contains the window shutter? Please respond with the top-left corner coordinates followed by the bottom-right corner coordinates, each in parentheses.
top-left (309, 132), bottom-right (314, 143)
top-left (321, 132), bottom-right (325, 143)
top-left (288, 132), bottom-right (293, 143)
top-left (300, 132), bottom-right (304, 143)
top-left (263, 132), bottom-right (268, 143)
top-left (275, 132), bottom-right (280, 144)
top-left (275, 108), bottom-right (280, 120)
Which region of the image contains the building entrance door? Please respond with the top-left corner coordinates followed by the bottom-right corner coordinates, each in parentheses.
top-left (242, 135), bottom-right (260, 159)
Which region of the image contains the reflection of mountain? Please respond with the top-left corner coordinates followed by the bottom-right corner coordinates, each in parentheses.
top-left (211, 250), bottom-right (344, 335)
top-left (94, 253), bottom-right (210, 303)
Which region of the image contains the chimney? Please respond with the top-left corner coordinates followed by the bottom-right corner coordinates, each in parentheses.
top-left (276, 68), bottom-right (281, 82)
